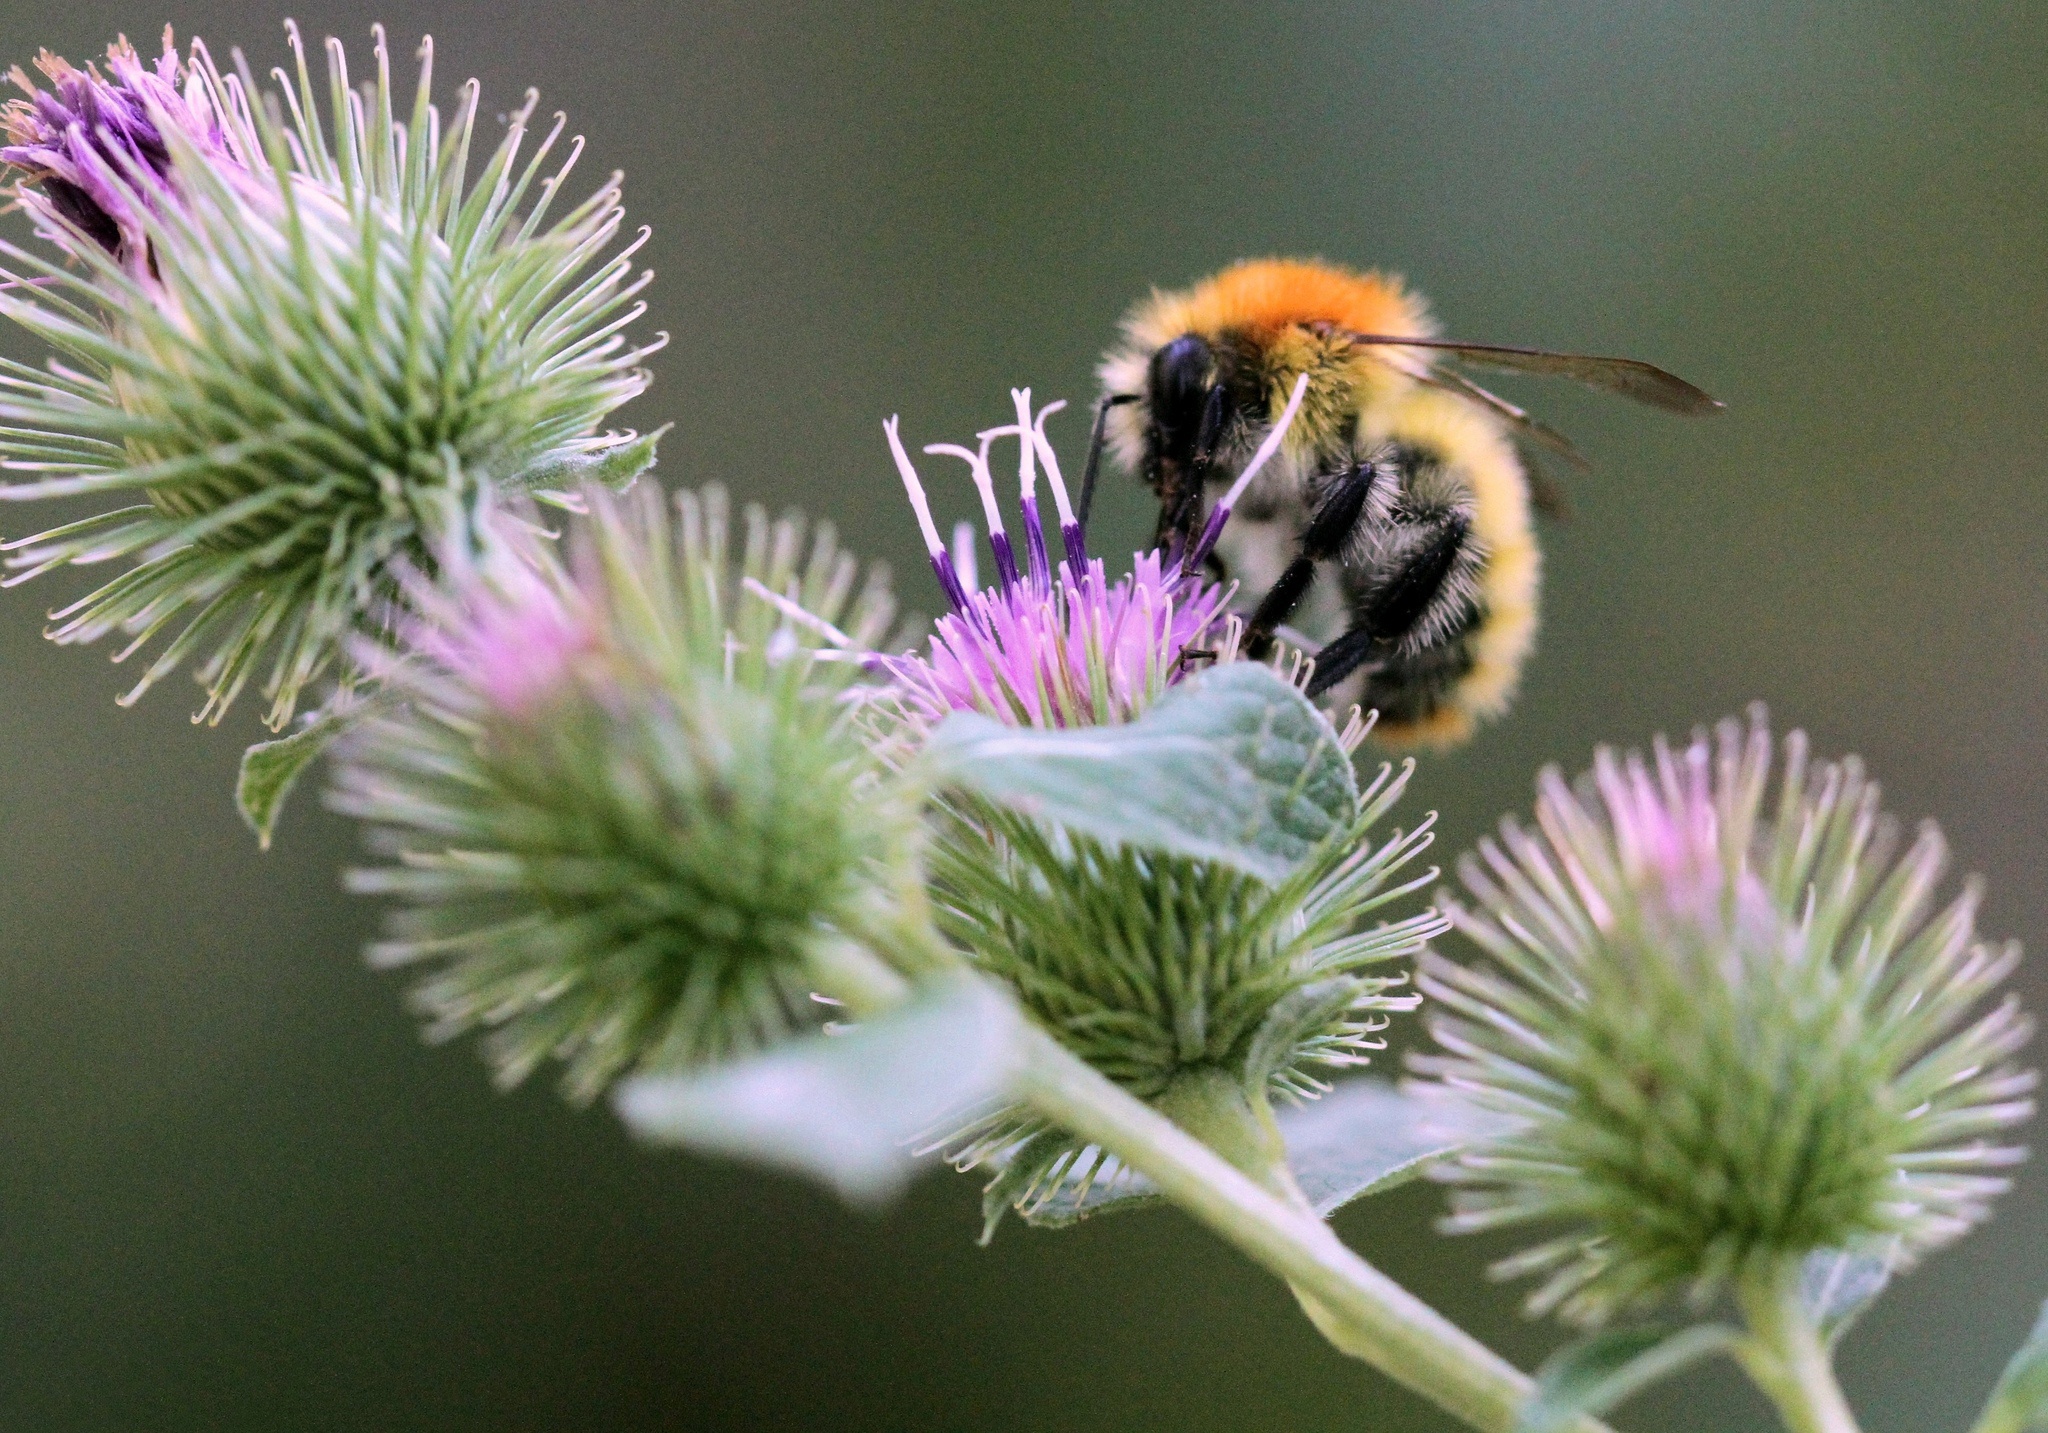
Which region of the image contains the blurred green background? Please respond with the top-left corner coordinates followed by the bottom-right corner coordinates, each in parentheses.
top-left (3, 2), bottom-right (2045, 1428)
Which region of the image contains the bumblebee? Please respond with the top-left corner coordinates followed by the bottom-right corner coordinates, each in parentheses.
top-left (1085, 258), bottom-right (1720, 747)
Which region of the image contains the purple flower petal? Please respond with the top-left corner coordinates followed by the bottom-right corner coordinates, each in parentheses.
top-left (1, 30), bottom-right (239, 267)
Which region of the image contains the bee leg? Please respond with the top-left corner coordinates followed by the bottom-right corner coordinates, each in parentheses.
top-left (1303, 511), bottom-right (1470, 699)
top-left (1156, 384), bottom-right (1229, 552)
top-left (1076, 393), bottom-right (1140, 534)
top-left (1242, 460), bottom-right (1381, 659)
top-left (1301, 626), bottom-right (1381, 700)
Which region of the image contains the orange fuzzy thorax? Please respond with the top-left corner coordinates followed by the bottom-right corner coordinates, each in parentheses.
top-left (1126, 257), bottom-right (1436, 345)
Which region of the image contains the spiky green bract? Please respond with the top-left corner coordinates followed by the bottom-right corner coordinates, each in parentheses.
top-left (331, 482), bottom-right (908, 1102)
top-left (1416, 708), bottom-right (2036, 1327)
top-left (0, 25), bottom-right (662, 728)
top-left (935, 753), bottom-right (1444, 1222)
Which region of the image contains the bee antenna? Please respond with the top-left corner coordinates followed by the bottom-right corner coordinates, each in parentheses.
top-left (1076, 393), bottom-right (1139, 538)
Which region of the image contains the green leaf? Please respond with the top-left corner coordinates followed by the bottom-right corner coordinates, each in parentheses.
top-left (926, 662), bottom-right (1358, 884)
top-left (1971, 1300), bottom-right (2048, 1433)
top-left (1800, 1240), bottom-right (1902, 1349)
top-left (1015, 1155), bottom-right (1157, 1227)
top-left (237, 703), bottom-right (362, 849)
top-left (508, 426), bottom-right (668, 495)
top-left (1278, 1078), bottom-right (1518, 1217)
top-left (614, 974), bottom-right (1023, 1205)
top-left (991, 1077), bottom-right (1513, 1236)
top-left (992, 1135), bottom-right (1160, 1236)
top-left (1515, 1324), bottom-right (1739, 1433)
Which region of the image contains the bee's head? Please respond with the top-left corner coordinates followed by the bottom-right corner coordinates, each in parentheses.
top-left (1146, 332), bottom-right (1226, 462)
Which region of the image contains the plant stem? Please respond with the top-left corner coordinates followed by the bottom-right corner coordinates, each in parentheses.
top-left (835, 914), bottom-right (1592, 1433)
top-left (805, 933), bottom-right (911, 1013)
top-left (1016, 1027), bottom-right (1604, 1433)
top-left (1735, 1266), bottom-right (1863, 1433)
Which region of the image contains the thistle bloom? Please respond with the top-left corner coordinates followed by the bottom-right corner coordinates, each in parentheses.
top-left (0, 26), bottom-right (662, 729)
top-left (852, 385), bottom-right (1443, 1225)
top-left (2, 31), bottom-right (236, 269)
top-left (859, 381), bottom-right (1308, 743)
top-left (330, 483), bottom-right (910, 1102)
top-left (1416, 709), bottom-right (2035, 1325)
top-left (936, 737), bottom-right (1443, 1200)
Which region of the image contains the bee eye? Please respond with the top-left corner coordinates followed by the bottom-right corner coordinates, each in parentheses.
top-left (1147, 333), bottom-right (1216, 444)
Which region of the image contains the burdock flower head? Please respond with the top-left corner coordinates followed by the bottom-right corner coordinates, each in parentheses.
top-left (1416, 709), bottom-right (2035, 1326)
top-left (861, 380), bottom-right (1308, 748)
top-left (330, 483), bottom-right (911, 1102)
top-left (0, 25), bottom-right (661, 730)
top-left (936, 714), bottom-right (1444, 1223)
top-left (859, 384), bottom-right (1445, 1228)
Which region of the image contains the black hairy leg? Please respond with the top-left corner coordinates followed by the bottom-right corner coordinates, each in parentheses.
top-left (1303, 511), bottom-right (1471, 699)
top-left (1242, 459), bottom-right (1382, 659)
top-left (1156, 384), bottom-right (1228, 550)
top-left (1303, 628), bottom-right (1376, 701)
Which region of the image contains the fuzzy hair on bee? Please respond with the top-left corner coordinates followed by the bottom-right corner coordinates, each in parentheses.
top-left (1094, 257), bottom-right (1716, 749)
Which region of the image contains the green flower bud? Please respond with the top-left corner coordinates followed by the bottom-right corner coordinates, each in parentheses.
top-left (941, 775), bottom-right (1435, 1104)
top-left (331, 483), bottom-right (910, 1103)
top-left (1416, 709), bottom-right (2036, 1325)
top-left (934, 732), bottom-right (1445, 1221)
top-left (0, 25), bottom-right (661, 728)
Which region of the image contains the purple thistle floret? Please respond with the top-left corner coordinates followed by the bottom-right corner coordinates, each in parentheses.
top-left (1180, 371), bottom-right (1310, 580)
top-left (875, 546), bottom-right (1230, 734)
top-left (1, 29), bottom-right (236, 268)
top-left (1568, 722), bottom-right (1784, 947)
top-left (865, 386), bottom-right (1307, 738)
top-left (391, 516), bottom-right (598, 723)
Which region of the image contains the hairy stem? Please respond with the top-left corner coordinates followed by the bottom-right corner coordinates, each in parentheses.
top-left (1735, 1266), bottom-right (1863, 1433)
top-left (1017, 1030), bottom-right (1604, 1433)
top-left (1151, 1066), bottom-right (1548, 1417)
top-left (839, 907), bottom-right (1589, 1433)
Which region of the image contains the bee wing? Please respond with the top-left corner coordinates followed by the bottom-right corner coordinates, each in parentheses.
top-left (1523, 458), bottom-right (1575, 521)
top-left (1348, 334), bottom-right (1724, 416)
top-left (1421, 367), bottom-right (1583, 515)
top-left (1412, 365), bottom-right (1594, 473)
